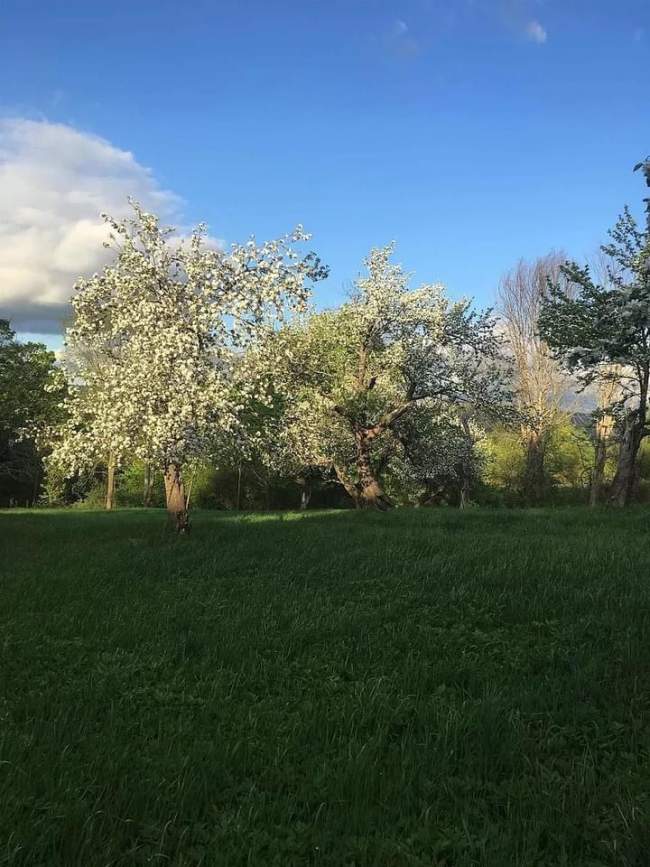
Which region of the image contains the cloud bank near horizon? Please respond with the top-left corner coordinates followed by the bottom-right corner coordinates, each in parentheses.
top-left (0, 119), bottom-right (180, 333)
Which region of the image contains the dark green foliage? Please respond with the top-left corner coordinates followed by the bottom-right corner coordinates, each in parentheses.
top-left (0, 320), bottom-right (65, 506)
top-left (2, 507), bottom-right (650, 865)
top-left (61, 461), bottom-right (364, 512)
top-left (116, 461), bottom-right (166, 508)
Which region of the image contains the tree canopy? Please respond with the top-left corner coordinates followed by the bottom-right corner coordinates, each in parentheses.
top-left (50, 203), bottom-right (326, 527)
top-left (0, 320), bottom-right (65, 505)
top-left (250, 245), bottom-right (509, 508)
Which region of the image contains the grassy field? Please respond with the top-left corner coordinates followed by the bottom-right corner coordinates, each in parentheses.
top-left (2, 507), bottom-right (650, 866)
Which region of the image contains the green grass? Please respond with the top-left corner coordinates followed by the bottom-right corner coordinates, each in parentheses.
top-left (2, 507), bottom-right (650, 866)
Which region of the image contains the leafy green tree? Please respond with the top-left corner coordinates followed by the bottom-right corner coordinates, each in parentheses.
top-left (539, 159), bottom-right (650, 505)
top-left (0, 320), bottom-right (66, 505)
top-left (498, 253), bottom-right (571, 504)
top-left (483, 426), bottom-right (526, 502)
top-left (545, 419), bottom-right (593, 494)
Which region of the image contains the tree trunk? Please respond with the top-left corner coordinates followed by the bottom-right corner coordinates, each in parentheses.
top-left (297, 476), bottom-right (312, 510)
top-left (459, 473), bottom-right (471, 509)
top-left (164, 463), bottom-right (190, 533)
top-left (522, 428), bottom-right (545, 505)
top-left (590, 409), bottom-right (615, 507)
top-left (143, 463), bottom-right (155, 506)
top-left (236, 464), bottom-right (242, 510)
top-left (31, 467), bottom-right (41, 507)
top-left (609, 413), bottom-right (644, 507)
top-left (590, 434), bottom-right (608, 507)
top-left (356, 433), bottom-right (392, 510)
top-left (333, 464), bottom-right (361, 508)
top-left (106, 456), bottom-right (116, 511)
top-left (458, 413), bottom-right (472, 509)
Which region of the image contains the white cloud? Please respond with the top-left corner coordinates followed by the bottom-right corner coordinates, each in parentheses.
top-left (374, 17), bottom-right (420, 58)
top-left (392, 19), bottom-right (409, 37)
top-left (525, 18), bottom-right (547, 43)
top-left (0, 119), bottom-right (181, 333)
top-left (497, 2), bottom-right (549, 44)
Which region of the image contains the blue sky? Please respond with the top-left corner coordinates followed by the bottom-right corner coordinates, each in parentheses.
top-left (1, 0), bottom-right (649, 345)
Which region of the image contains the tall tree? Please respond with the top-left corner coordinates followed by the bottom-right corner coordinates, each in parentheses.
top-left (259, 245), bottom-right (508, 509)
top-left (539, 158), bottom-right (650, 506)
top-left (497, 253), bottom-right (571, 503)
top-left (51, 203), bottom-right (326, 530)
top-left (0, 320), bottom-right (65, 505)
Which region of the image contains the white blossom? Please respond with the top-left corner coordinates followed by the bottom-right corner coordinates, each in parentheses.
top-left (49, 202), bottom-right (326, 490)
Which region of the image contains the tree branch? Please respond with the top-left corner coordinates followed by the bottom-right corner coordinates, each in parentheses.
top-left (366, 400), bottom-right (417, 440)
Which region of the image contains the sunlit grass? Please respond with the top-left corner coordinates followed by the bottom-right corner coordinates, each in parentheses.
top-left (2, 507), bottom-right (650, 865)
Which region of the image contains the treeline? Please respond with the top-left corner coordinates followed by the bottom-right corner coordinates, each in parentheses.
top-left (40, 423), bottom-right (650, 513)
top-left (1, 159), bottom-right (649, 525)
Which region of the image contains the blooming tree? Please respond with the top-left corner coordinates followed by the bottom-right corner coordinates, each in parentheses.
top-left (391, 404), bottom-right (488, 507)
top-left (221, 344), bottom-right (344, 508)
top-left (51, 202), bottom-right (326, 529)
top-left (257, 245), bottom-right (509, 509)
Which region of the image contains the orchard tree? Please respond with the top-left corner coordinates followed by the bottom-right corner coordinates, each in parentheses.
top-left (392, 405), bottom-right (487, 507)
top-left (53, 344), bottom-right (124, 509)
top-left (260, 245), bottom-right (509, 509)
top-left (229, 350), bottom-right (343, 508)
top-left (52, 202), bottom-right (326, 530)
top-left (539, 158), bottom-right (650, 506)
